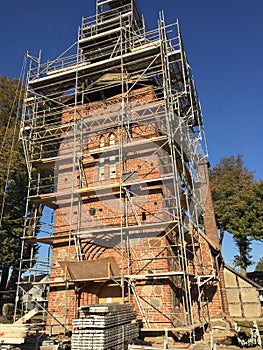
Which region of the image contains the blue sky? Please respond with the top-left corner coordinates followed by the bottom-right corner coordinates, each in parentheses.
top-left (1, 0), bottom-right (262, 270)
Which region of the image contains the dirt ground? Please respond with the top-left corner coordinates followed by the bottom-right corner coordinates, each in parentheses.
top-left (137, 325), bottom-right (263, 349)
top-left (139, 345), bottom-right (262, 350)
top-left (188, 343), bottom-right (262, 350)
top-left (156, 344), bottom-right (262, 349)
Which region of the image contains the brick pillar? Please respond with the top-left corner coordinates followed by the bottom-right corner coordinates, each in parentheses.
top-left (219, 262), bottom-right (231, 318)
top-left (198, 159), bottom-right (230, 318)
top-left (198, 159), bottom-right (219, 249)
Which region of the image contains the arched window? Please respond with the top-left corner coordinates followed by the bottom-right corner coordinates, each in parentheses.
top-left (109, 133), bottom-right (115, 146)
top-left (100, 136), bottom-right (105, 148)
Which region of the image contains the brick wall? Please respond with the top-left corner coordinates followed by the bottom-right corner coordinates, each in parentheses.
top-left (47, 86), bottom-right (226, 333)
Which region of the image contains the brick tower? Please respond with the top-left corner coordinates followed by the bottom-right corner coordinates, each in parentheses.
top-left (19, 0), bottom-right (225, 340)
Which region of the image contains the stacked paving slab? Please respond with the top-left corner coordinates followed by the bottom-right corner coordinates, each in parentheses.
top-left (71, 303), bottom-right (139, 350)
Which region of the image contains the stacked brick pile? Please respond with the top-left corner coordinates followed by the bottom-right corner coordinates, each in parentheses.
top-left (71, 303), bottom-right (139, 350)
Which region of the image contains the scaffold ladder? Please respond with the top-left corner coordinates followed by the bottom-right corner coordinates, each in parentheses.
top-left (78, 157), bottom-right (88, 188)
top-left (74, 234), bottom-right (83, 261)
top-left (125, 189), bottom-right (141, 226)
top-left (130, 281), bottom-right (151, 329)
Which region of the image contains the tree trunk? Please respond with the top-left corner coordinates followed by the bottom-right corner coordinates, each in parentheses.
top-left (234, 235), bottom-right (252, 275)
top-left (0, 267), bottom-right (9, 291)
top-left (240, 267), bottom-right (246, 276)
top-left (8, 267), bottom-right (19, 292)
top-left (219, 227), bottom-right (225, 251)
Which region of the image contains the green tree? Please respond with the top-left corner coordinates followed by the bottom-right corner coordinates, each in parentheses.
top-left (256, 257), bottom-right (263, 271)
top-left (209, 155), bottom-right (263, 273)
top-left (233, 235), bottom-right (253, 273)
top-left (0, 75), bottom-right (33, 292)
top-left (0, 151), bottom-right (28, 290)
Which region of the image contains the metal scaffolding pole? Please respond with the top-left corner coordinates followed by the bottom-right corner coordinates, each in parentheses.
top-left (17, 0), bottom-right (218, 339)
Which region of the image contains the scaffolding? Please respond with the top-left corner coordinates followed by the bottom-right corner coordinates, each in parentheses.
top-left (17, 0), bottom-right (219, 341)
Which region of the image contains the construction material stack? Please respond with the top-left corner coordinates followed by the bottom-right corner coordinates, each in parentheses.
top-left (71, 303), bottom-right (138, 350)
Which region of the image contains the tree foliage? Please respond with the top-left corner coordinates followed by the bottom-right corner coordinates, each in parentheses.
top-left (256, 257), bottom-right (263, 271)
top-left (233, 235), bottom-right (253, 273)
top-left (209, 155), bottom-right (263, 272)
top-left (0, 76), bottom-right (32, 292)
